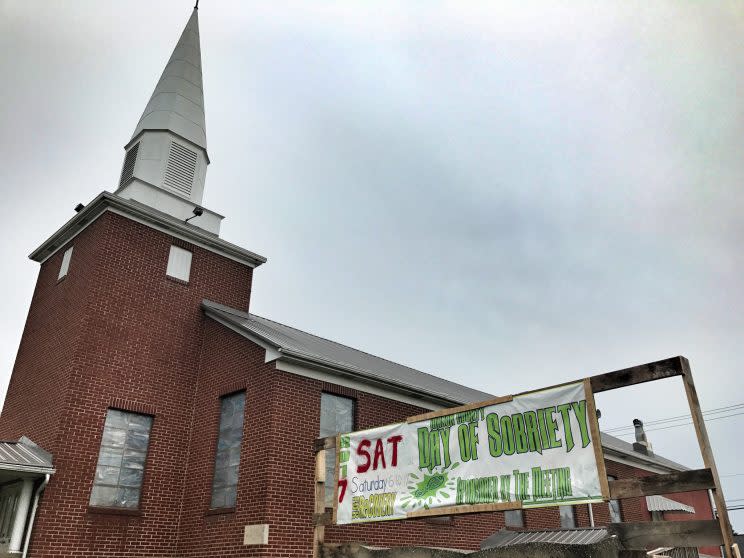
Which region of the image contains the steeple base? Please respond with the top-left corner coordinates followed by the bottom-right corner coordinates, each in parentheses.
top-left (117, 180), bottom-right (223, 235)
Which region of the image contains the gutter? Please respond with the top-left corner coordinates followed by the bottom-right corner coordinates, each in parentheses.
top-left (601, 446), bottom-right (684, 474)
top-left (0, 465), bottom-right (55, 476)
top-left (279, 352), bottom-right (465, 408)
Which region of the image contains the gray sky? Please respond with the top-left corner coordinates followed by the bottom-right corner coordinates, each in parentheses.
top-left (2, 0), bottom-right (744, 529)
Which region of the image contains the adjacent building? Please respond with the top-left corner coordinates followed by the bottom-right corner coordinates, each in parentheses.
top-left (0, 7), bottom-right (719, 558)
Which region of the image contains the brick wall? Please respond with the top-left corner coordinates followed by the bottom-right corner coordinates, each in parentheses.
top-left (174, 321), bottom-right (506, 557)
top-left (0, 211), bottom-right (253, 558)
top-left (0, 210), bottom-right (720, 557)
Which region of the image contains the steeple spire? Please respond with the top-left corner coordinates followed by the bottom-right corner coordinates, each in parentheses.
top-left (130, 7), bottom-right (206, 152)
top-left (117, 7), bottom-right (222, 235)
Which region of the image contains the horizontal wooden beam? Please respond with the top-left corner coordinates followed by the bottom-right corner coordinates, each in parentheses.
top-left (589, 356), bottom-right (686, 393)
top-left (406, 395), bottom-right (513, 424)
top-left (608, 468), bottom-right (715, 499)
top-left (608, 520), bottom-right (723, 549)
top-left (406, 500), bottom-right (521, 520)
top-left (314, 435), bottom-right (337, 453)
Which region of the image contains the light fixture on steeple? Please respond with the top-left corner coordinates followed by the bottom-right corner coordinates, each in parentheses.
top-left (185, 207), bottom-right (204, 223)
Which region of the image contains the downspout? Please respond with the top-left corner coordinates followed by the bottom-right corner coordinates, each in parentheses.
top-left (22, 474), bottom-right (49, 558)
top-left (588, 503), bottom-right (595, 527)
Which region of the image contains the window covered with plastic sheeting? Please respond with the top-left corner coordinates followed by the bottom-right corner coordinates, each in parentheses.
top-left (504, 509), bottom-right (524, 528)
top-left (0, 486), bottom-right (19, 543)
top-left (607, 475), bottom-right (623, 523)
top-left (559, 505), bottom-right (576, 528)
top-left (319, 393), bottom-right (355, 505)
top-left (211, 391), bottom-right (246, 509)
top-left (89, 409), bottom-right (153, 509)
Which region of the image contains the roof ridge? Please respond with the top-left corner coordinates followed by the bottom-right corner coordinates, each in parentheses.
top-left (248, 313), bottom-right (490, 396)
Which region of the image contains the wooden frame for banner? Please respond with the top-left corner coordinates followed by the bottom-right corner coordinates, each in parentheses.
top-left (311, 356), bottom-right (734, 558)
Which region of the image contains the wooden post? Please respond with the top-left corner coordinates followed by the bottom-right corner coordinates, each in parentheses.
top-left (680, 357), bottom-right (735, 557)
top-left (584, 378), bottom-right (610, 499)
top-left (313, 448), bottom-right (326, 558)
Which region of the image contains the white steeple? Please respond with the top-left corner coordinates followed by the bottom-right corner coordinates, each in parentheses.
top-left (116, 6), bottom-right (223, 235)
top-left (130, 8), bottom-right (207, 152)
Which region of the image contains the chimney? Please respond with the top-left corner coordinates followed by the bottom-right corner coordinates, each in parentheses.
top-left (632, 419), bottom-right (654, 455)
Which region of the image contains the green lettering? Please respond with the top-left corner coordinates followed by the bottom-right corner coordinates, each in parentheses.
top-left (557, 403), bottom-right (574, 452)
top-left (429, 430), bottom-right (442, 469)
top-left (572, 400), bottom-right (591, 448)
top-left (512, 413), bottom-right (529, 454)
top-left (469, 422), bottom-right (479, 461)
top-left (486, 412), bottom-right (502, 457)
top-left (417, 427), bottom-right (431, 471)
top-left (500, 415), bottom-right (515, 455)
top-left (458, 424), bottom-right (472, 461)
top-left (439, 427), bottom-right (452, 468)
top-left (523, 410), bottom-right (542, 454)
top-left (536, 408), bottom-right (551, 449)
top-left (545, 407), bottom-right (562, 449)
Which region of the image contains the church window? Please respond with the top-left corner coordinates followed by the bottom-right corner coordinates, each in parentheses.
top-left (0, 486), bottom-right (19, 544)
top-left (608, 475), bottom-right (623, 522)
top-left (89, 409), bottom-right (153, 509)
top-left (504, 509), bottom-right (524, 528)
top-left (319, 393), bottom-right (355, 506)
top-left (57, 246), bottom-right (73, 280)
top-left (166, 245), bottom-right (192, 282)
top-left (559, 505), bottom-right (576, 528)
top-left (211, 391), bottom-right (246, 509)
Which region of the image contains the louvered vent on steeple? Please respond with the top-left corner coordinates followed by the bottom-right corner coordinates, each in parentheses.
top-left (119, 142), bottom-right (140, 187)
top-left (163, 142), bottom-right (197, 197)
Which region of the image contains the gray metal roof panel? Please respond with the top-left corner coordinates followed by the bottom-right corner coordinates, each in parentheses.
top-left (0, 438), bottom-right (54, 473)
top-left (601, 432), bottom-right (687, 472)
top-left (483, 528), bottom-right (609, 548)
top-left (646, 495), bottom-right (695, 514)
top-left (202, 300), bottom-right (493, 405)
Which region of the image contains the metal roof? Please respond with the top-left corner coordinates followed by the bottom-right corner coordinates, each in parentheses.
top-left (131, 8), bottom-right (207, 151)
top-left (0, 437), bottom-right (54, 474)
top-left (601, 432), bottom-right (687, 472)
top-left (646, 495), bottom-right (695, 514)
top-left (482, 528), bottom-right (609, 548)
top-left (202, 300), bottom-right (493, 406)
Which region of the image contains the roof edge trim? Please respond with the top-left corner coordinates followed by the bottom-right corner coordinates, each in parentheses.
top-left (29, 192), bottom-right (266, 267)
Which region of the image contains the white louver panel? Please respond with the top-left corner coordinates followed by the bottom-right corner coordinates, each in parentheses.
top-left (119, 142), bottom-right (139, 187)
top-left (163, 141), bottom-right (198, 197)
top-left (166, 245), bottom-right (192, 282)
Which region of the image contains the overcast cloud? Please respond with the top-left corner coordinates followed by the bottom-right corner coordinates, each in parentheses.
top-left (2, 0), bottom-right (744, 529)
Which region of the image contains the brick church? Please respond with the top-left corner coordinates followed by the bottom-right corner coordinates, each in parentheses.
top-left (0, 6), bottom-right (720, 558)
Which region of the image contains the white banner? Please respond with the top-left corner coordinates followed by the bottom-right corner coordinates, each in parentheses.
top-left (334, 381), bottom-right (605, 524)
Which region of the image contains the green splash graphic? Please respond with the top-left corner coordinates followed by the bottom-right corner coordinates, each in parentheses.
top-left (400, 462), bottom-right (459, 511)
